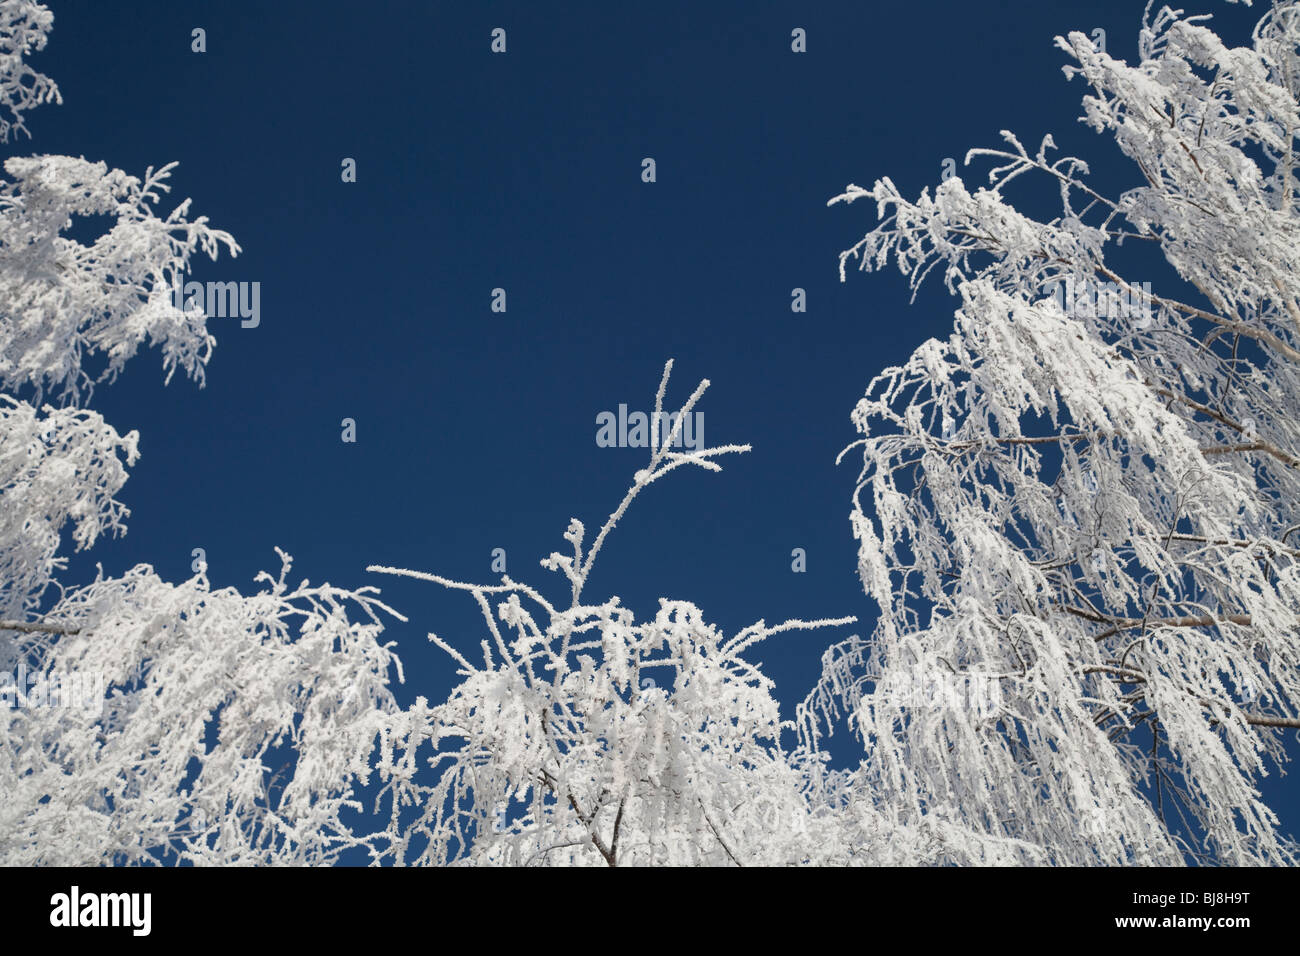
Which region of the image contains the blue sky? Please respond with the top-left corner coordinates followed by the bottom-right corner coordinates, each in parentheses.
top-left (22, 0), bottom-right (1296, 849)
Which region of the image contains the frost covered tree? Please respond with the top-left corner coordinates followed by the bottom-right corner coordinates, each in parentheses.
top-left (362, 362), bottom-right (1033, 866)
top-left (362, 362), bottom-right (863, 865)
top-left (814, 1), bottom-right (1300, 864)
top-left (0, 3), bottom-right (412, 866)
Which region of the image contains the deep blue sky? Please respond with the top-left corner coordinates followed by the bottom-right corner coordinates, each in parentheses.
top-left (21, 0), bottom-right (1295, 847)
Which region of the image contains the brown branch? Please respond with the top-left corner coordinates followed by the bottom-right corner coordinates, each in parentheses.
top-left (609, 796), bottom-right (626, 866)
top-left (699, 799), bottom-right (743, 867)
top-left (1148, 383), bottom-right (1243, 434)
top-left (1162, 533), bottom-right (1300, 557)
top-left (1201, 441), bottom-right (1300, 469)
top-left (566, 792), bottom-right (615, 867)
top-left (1059, 604), bottom-right (1111, 625)
top-left (1244, 715), bottom-right (1300, 729)
top-left (1058, 605), bottom-right (1253, 641)
top-left (0, 619), bottom-right (80, 636)
top-left (1082, 664), bottom-right (1147, 683)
